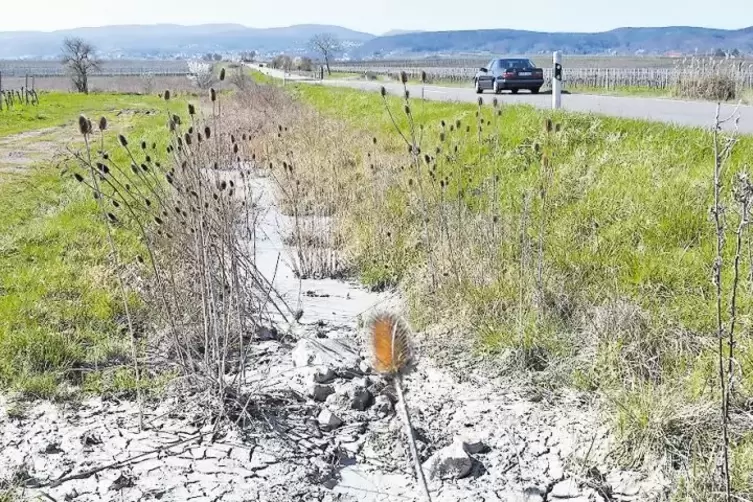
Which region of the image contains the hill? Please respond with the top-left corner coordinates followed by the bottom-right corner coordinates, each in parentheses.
top-left (353, 26), bottom-right (753, 58)
top-left (0, 24), bottom-right (376, 59)
top-left (2, 24), bottom-right (752, 60)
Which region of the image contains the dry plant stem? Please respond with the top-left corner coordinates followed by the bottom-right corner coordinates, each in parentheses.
top-left (84, 132), bottom-right (144, 430)
top-left (394, 374), bottom-right (432, 502)
top-left (712, 104), bottom-right (731, 502)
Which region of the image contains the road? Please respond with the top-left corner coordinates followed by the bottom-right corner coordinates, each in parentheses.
top-left (252, 65), bottom-right (753, 134)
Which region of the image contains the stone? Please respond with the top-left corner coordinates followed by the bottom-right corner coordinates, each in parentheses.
top-left (317, 409), bottom-right (343, 430)
top-left (312, 367), bottom-right (336, 384)
top-left (551, 479), bottom-right (581, 498)
top-left (349, 388), bottom-right (373, 411)
top-left (359, 360), bottom-right (371, 374)
top-left (373, 395), bottom-right (393, 416)
top-left (308, 383), bottom-right (335, 402)
top-left (325, 391), bottom-right (350, 408)
top-left (457, 433), bottom-right (489, 455)
top-left (423, 442), bottom-right (473, 480)
top-left (255, 325), bottom-right (279, 341)
top-left (292, 338), bottom-right (362, 375)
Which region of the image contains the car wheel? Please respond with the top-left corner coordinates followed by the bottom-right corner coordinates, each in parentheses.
top-left (493, 79), bottom-right (501, 94)
top-left (531, 87), bottom-right (541, 94)
top-left (511, 88), bottom-right (519, 94)
top-left (475, 79), bottom-right (483, 94)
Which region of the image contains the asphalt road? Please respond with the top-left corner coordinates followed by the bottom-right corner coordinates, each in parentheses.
top-left (253, 65), bottom-right (753, 134)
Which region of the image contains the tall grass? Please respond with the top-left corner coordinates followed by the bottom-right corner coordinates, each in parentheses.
top-left (269, 82), bottom-right (753, 498)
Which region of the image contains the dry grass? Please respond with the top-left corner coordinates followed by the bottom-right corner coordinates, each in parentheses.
top-left (66, 78), bottom-right (297, 420)
top-left (248, 81), bottom-right (753, 499)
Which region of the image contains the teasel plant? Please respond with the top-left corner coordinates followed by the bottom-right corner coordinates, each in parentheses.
top-left (379, 77), bottom-right (439, 290)
top-left (366, 312), bottom-right (432, 502)
top-left (68, 86), bottom-right (294, 426)
top-left (710, 103), bottom-right (744, 502)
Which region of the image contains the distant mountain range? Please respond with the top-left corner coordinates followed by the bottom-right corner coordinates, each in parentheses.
top-left (0, 23), bottom-right (751, 60)
top-left (0, 24), bottom-right (374, 59)
top-left (354, 26), bottom-right (753, 59)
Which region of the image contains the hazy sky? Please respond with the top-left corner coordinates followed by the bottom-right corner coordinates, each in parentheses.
top-left (2, 0), bottom-right (751, 34)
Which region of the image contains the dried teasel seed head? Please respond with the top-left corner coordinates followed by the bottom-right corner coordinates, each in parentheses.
top-left (78, 115), bottom-right (91, 135)
top-left (219, 68), bottom-right (226, 81)
top-left (74, 173), bottom-right (84, 182)
top-left (380, 86), bottom-right (387, 97)
top-left (184, 133), bottom-right (192, 145)
top-left (164, 90), bottom-right (171, 101)
top-left (188, 126), bottom-right (194, 135)
top-left (545, 118), bottom-right (553, 133)
top-left (141, 141), bottom-right (147, 150)
top-left (477, 97), bottom-right (483, 106)
top-left (188, 103), bottom-right (195, 115)
top-left (205, 126), bottom-right (211, 139)
top-left (373, 137), bottom-right (377, 145)
top-left (421, 70), bottom-right (427, 83)
top-left (404, 89), bottom-right (410, 100)
top-left (492, 97), bottom-right (498, 108)
top-left (118, 134), bottom-right (128, 147)
top-left (98, 116), bottom-right (108, 131)
top-left (210, 88), bottom-right (217, 102)
top-left (404, 104), bottom-right (411, 115)
top-left (400, 71), bottom-right (408, 84)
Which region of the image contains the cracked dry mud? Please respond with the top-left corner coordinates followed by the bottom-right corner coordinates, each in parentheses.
top-left (0, 177), bottom-right (670, 501)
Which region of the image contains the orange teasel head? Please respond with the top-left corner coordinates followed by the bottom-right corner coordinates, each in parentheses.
top-left (366, 312), bottom-right (412, 375)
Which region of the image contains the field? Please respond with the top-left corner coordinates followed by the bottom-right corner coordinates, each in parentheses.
top-left (1, 64), bottom-right (753, 501)
top-left (331, 55), bottom-right (753, 100)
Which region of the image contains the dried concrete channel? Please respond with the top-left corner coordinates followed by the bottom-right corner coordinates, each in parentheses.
top-left (1, 172), bottom-right (667, 501)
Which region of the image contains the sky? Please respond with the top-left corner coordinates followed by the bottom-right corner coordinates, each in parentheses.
top-left (1, 0), bottom-right (751, 34)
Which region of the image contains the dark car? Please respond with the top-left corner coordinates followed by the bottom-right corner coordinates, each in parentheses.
top-left (473, 58), bottom-right (544, 94)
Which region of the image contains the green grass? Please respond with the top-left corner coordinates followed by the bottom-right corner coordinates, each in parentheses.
top-left (0, 92), bottom-right (175, 137)
top-left (286, 83), bottom-right (753, 492)
top-left (0, 92), bottom-right (185, 398)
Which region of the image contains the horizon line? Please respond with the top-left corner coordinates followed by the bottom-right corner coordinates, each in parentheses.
top-left (1, 22), bottom-right (752, 37)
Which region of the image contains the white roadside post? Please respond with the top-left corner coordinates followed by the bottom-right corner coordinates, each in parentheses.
top-left (552, 51), bottom-right (562, 110)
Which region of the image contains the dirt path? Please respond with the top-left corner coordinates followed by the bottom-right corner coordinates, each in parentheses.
top-left (0, 175), bottom-right (668, 502)
top-left (0, 125), bottom-right (74, 177)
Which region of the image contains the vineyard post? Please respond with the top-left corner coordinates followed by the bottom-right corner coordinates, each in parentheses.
top-left (552, 51), bottom-right (562, 110)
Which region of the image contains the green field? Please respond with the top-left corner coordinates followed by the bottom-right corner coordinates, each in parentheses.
top-left (0, 93), bottom-right (183, 398)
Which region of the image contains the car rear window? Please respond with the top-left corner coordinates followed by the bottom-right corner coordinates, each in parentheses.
top-left (498, 59), bottom-right (535, 69)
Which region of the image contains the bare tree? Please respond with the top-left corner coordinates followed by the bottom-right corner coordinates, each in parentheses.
top-left (61, 38), bottom-right (101, 94)
top-left (309, 34), bottom-right (342, 76)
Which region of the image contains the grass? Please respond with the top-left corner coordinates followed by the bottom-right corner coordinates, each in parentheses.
top-left (0, 92), bottom-right (184, 398)
top-left (275, 82), bottom-right (753, 498)
top-left (0, 92), bottom-right (174, 136)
